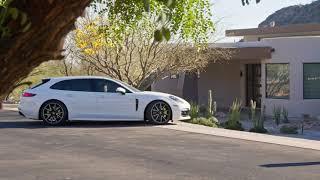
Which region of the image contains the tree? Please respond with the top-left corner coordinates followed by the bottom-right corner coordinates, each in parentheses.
top-left (73, 16), bottom-right (230, 90)
top-left (0, 0), bottom-right (92, 102)
top-left (0, 0), bottom-right (216, 101)
top-left (0, 0), bottom-right (255, 104)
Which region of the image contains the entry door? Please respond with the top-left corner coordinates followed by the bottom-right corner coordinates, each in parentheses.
top-left (92, 79), bottom-right (138, 120)
top-left (246, 64), bottom-right (261, 107)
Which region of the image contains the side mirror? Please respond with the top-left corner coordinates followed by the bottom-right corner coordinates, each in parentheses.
top-left (116, 87), bottom-right (126, 95)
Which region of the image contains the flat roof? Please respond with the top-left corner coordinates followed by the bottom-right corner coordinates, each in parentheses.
top-left (226, 23), bottom-right (320, 37)
top-left (212, 47), bottom-right (272, 60)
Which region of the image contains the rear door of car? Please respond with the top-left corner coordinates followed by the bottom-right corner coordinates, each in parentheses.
top-left (50, 79), bottom-right (98, 120)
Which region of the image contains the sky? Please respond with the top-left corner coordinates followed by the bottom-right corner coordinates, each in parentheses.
top-left (211, 0), bottom-right (315, 42)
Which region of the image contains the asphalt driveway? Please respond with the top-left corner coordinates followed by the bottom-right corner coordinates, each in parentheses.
top-left (0, 110), bottom-right (320, 180)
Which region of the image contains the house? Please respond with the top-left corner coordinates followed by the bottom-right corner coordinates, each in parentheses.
top-left (152, 23), bottom-right (320, 118)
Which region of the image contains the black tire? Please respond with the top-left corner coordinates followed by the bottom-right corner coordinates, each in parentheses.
top-left (40, 100), bottom-right (68, 126)
top-left (145, 101), bottom-right (172, 125)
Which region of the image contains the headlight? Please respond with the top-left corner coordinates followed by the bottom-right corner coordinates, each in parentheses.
top-left (169, 95), bottom-right (183, 103)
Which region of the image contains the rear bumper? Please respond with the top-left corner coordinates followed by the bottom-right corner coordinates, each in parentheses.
top-left (18, 101), bottom-right (39, 119)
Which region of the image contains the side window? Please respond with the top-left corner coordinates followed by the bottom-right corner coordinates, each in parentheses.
top-left (93, 79), bottom-right (126, 93)
top-left (266, 63), bottom-right (290, 99)
top-left (304, 63), bottom-right (320, 99)
top-left (51, 79), bottom-right (93, 92)
top-left (50, 80), bottom-right (70, 90)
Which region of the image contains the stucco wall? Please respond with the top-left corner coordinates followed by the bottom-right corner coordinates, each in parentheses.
top-left (197, 61), bottom-right (243, 108)
top-left (261, 36), bottom-right (320, 118)
top-left (151, 74), bottom-right (185, 97)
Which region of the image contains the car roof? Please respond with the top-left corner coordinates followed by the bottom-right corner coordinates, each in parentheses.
top-left (49, 76), bottom-right (111, 81)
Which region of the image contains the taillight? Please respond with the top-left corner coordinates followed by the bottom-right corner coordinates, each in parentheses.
top-left (22, 92), bottom-right (36, 97)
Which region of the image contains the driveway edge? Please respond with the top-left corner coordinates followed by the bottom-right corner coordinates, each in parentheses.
top-left (160, 121), bottom-right (320, 151)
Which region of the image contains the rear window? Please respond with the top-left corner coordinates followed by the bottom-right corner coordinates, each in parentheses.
top-left (31, 79), bottom-right (50, 89)
top-left (50, 79), bottom-right (93, 92)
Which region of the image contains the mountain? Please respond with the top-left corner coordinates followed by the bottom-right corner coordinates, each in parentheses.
top-left (259, 0), bottom-right (320, 28)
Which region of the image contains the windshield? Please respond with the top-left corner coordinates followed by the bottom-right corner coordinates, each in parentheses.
top-left (113, 79), bottom-right (141, 93)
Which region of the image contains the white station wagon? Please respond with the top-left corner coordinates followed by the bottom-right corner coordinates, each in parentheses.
top-left (18, 76), bottom-right (191, 126)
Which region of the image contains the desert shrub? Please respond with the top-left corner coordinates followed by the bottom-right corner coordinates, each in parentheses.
top-left (282, 107), bottom-right (289, 123)
top-left (189, 117), bottom-right (218, 127)
top-left (273, 105), bottom-right (281, 126)
top-left (199, 105), bottom-right (207, 116)
top-left (249, 102), bottom-right (268, 133)
top-left (225, 99), bottom-right (244, 131)
top-left (280, 125), bottom-right (298, 134)
top-left (189, 102), bottom-right (199, 119)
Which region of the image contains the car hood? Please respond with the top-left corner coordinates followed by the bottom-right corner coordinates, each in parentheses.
top-left (137, 91), bottom-right (189, 105)
top-left (138, 91), bottom-right (172, 97)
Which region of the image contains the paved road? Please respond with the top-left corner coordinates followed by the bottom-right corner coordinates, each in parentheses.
top-left (0, 110), bottom-right (320, 180)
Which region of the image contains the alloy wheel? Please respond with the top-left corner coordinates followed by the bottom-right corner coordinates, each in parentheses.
top-left (151, 102), bottom-right (171, 123)
top-left (42, 103), bottom-right (65, 125)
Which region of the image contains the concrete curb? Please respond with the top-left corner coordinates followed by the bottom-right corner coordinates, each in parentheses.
top-left (159, 121), bottom-right (320, 151)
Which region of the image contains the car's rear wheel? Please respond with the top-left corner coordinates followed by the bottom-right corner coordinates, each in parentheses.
top-left (40, 100), bottom-right (67, 126)
top-left (146, 101), bottom-right (171, 125)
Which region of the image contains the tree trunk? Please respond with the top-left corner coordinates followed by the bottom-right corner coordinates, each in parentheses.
top-left (0, 0), bottom-right (91, 100)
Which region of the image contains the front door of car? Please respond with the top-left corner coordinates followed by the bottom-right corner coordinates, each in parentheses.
top-left (93, 79), bottom-right (138, 120)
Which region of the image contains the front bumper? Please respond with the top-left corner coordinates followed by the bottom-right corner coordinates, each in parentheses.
top-left (171, 103), bottom-right (191, 121)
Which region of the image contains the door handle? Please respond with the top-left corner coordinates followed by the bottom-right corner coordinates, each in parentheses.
top-left (66, 94), bottom-right (73, 97)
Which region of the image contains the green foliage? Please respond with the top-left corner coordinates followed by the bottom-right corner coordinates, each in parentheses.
top-left (272, 105), bottom-right (281, 126)
top-left (189, 102), bottom-right (199, 120)
top-left (225, 99), bottom-right (244, 131)
top-left (8, 60), bottom-right (67, 101)
top-left (280, 125), bottom-right (298, 134)
top-left (92, 0), bottom-right (215, 45)
top-left (282, 107), bottom-right (289, 123)
top-left (199, 105), bottom-right (207, 116)
top-left (189, 117), bottom-right (218, 128)
top-left (0, 0), bottom-right (30, 38)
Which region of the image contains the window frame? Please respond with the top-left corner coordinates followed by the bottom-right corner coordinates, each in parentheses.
top-left (303, 63), bottom-right (320, 99)
top-left (265, 63), bottom-right (290, 100)
top-left (91, 79), bottom-right (132, 93)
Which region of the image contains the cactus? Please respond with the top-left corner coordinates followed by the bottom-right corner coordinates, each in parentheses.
top-left (273, 105), bottom-right (281, 126)
top-left (206, 90), bottom-right (216, 118)
top-left (206, 90), bottom-right (213, 118)
top-left (213, 101), bottom-right (217, 116)
top-left (282, 107), bottom-right (289, 123)
top-left (250, 99), bottom-right (257, 127)
top-left (249, 102), bottom-right (267, 133)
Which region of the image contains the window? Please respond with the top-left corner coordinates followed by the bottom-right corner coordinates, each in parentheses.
top-left (266, 64), bottom-right (289, 99)
top-left (31, 78), bottom-right (50, 89)
top-left (50, 79), bottom-right (93, 92)
top-left (92, 79), bottom-right (128, 93)
top-left (304, 63), bottom-right (320, 99)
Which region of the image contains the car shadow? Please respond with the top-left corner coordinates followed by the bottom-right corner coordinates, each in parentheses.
top-left (0, 120), bottom-right (176, 129)
top-left (260, 161), bottom-right (320, 168)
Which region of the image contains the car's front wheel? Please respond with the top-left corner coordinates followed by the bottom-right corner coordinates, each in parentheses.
top-left (40, 100), bottom-right (68, 126)
top-left (146, 101), bottom-right (172, 125)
